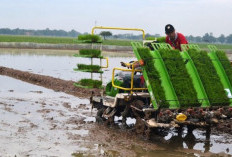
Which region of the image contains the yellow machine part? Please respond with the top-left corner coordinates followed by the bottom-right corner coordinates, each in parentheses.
top-left (176, 113), bottom-right (187, 121)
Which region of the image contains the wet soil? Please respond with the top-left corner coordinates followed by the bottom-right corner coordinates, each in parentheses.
top-left (212, 119), bottom-right (232, 134)
top-left (0, 76), bottom-right (232, 156)
top-left (0, 66), bottom-right (101, 98)
top-left (1, 66), bottom-right (232, 136)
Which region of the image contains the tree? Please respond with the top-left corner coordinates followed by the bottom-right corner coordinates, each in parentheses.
top-left (226, 34), bottom-right (232, 44)
top-left (113, 35), bottom-right (119, 39)
top-left (218, 34), bottom-right (225, 43)
top-left (100, 31), bottom-right (112, 40)
top-left (202, 33), bottom-right (216, 43)
top-left (187, 35), bottom-right (194, 42)
top-left (202, 33), bottom-right (210, 42)
top-left (195, 36), bottom-right (202, 43)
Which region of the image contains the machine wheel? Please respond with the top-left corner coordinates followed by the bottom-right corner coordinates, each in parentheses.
top-left (104, 116), bottom-right (115, 126)
top-left (121, 105), bottom-right (130, 126)
top-left (96, 108), bottom-right (106, 123)
top-left (145, 127), bottom-right (152, 140)
top-left (132, 100), bottom-right (145, 110)
top-left (135, 118), bottom-right (146, 134)
top-left (187, 125), bottom-right (195, 134)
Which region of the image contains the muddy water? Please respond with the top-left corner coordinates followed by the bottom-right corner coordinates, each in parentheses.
top-left (0, 75), bottom-right (93, 156)
top-left (1, 75), bottom-right (232, 156)
top-left (1, 49), bottom-right (232, 156)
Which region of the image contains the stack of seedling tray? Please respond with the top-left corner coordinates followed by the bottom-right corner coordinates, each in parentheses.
top-left (215, 50), bottom-right (232, 85)
top-left (73, 35), bottom-right (103, 89)
top-left (158, 48), bottom-right (200, 108)
top-left (187, 49), bottom-right (230, 106)
top-left (132, 42), bottom-right (232, 109)
top-left (77, 34), bottom-right (102, 43)
top-left (136, 47), bottom-right (200, 108)
top-left (137, 47), bottom-right (168, 108)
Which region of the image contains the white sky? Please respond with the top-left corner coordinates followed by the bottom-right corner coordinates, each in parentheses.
top-left (0, 0), bottom-right (231, 37)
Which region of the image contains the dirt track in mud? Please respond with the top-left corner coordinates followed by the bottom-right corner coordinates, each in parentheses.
top-left (0, 66), bottom-right (101, 98)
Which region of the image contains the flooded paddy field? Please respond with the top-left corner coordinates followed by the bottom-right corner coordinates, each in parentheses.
top-left (0, 48), bottom-right (135, 85)
top-left (0, 48), bottom-right (232, 156)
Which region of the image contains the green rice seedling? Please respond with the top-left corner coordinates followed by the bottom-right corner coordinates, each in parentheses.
top-left (216, 50), bottom-right (232, 85)
top-left (188, 49), bottom-right (229, 106)
top-left (78, 34), bottom-right (102, 43)
top-left (77, 64), bottom-right (101, 72)
top-left (137, 48), bottom-right (168, 108)
top-left (105, 79), bottom-right (124, 97)
top-left (79, 49), bottom-right (101, 57)
top-left (159, 49), bottom-right (200, 108)
top-left (157, 37), bottom-right (166, 43)
top-left (145, 36), bottom-right (166, 43)
top-left (78, 79), bottom-right (102, 88)
top-left (146, 37), bottom-right (156, 40)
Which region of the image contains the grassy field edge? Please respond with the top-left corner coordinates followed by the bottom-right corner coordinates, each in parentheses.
top-left (0, 35), bottom-right (232, 50)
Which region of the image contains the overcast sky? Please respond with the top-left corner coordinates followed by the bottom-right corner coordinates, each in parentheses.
top-left (0, 0), bottom-right (231, 37)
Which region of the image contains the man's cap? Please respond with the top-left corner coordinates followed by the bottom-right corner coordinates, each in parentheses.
top-left (165, 24), bottom-right (175, 34)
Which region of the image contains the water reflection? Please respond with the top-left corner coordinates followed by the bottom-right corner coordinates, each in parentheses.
top-left (116, 116), bottom-right (231, 155)
top-left (0, 50), bottom-right (136, 85)
top-left (0, 48), bottom-right (134, 57)
top-left (156, 128), bottom-right (232, 155)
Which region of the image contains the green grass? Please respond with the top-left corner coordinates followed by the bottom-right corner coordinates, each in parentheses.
top-left (0, 35), bottom-right (76, 44)
top-left (159, 48), bottom-right (200, 108)
top-left (188, 49), bottom-right (230, 106)
top-left (0, 35), bottom-right (231, 50)
top-left (137, 48), bottom-right (168, 108)
top-left (0, 35), bottom-right (141, 46)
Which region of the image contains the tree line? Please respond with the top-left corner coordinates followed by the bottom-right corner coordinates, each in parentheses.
top-left (101, 32), bottom-right (232, 44)
top-left (0, 28), bottom-right (232, 44)
top-left (186, 33), bottom-right (232, 44)
top-left (0, 28), bottom-right (81, 37)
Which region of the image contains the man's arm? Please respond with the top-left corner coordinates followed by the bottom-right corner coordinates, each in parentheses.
top-left (120, 60), bottom-right (144, 69)
top-left (165, 36), bottom-right (176, 49)
top-left (178, 33), bottom-right (188, 44)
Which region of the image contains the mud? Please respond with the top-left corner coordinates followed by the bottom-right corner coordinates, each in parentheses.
top-left (1, 75), bottom-right (231, 156)
top-left (1, 66), bottom-right (232, 136)
top-left (0, 96), bottom-right (231, 156)
top-left (1, 65), bottom-right (232, 137)
top-left (212, 119), bottom-right (232, 134)
top-left (0, 76), bottom-right (169, 156)
top-left (0, 66), bottom-right (101, 99)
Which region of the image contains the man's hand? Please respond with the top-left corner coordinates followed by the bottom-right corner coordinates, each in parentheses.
top-left (120, 62), bottom-right (132, 69)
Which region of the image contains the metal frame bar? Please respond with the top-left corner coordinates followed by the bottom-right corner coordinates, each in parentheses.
top-left (101, 57), bottom-right (109, 68)
top-left (112, 62), bottom-right (147, 94)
